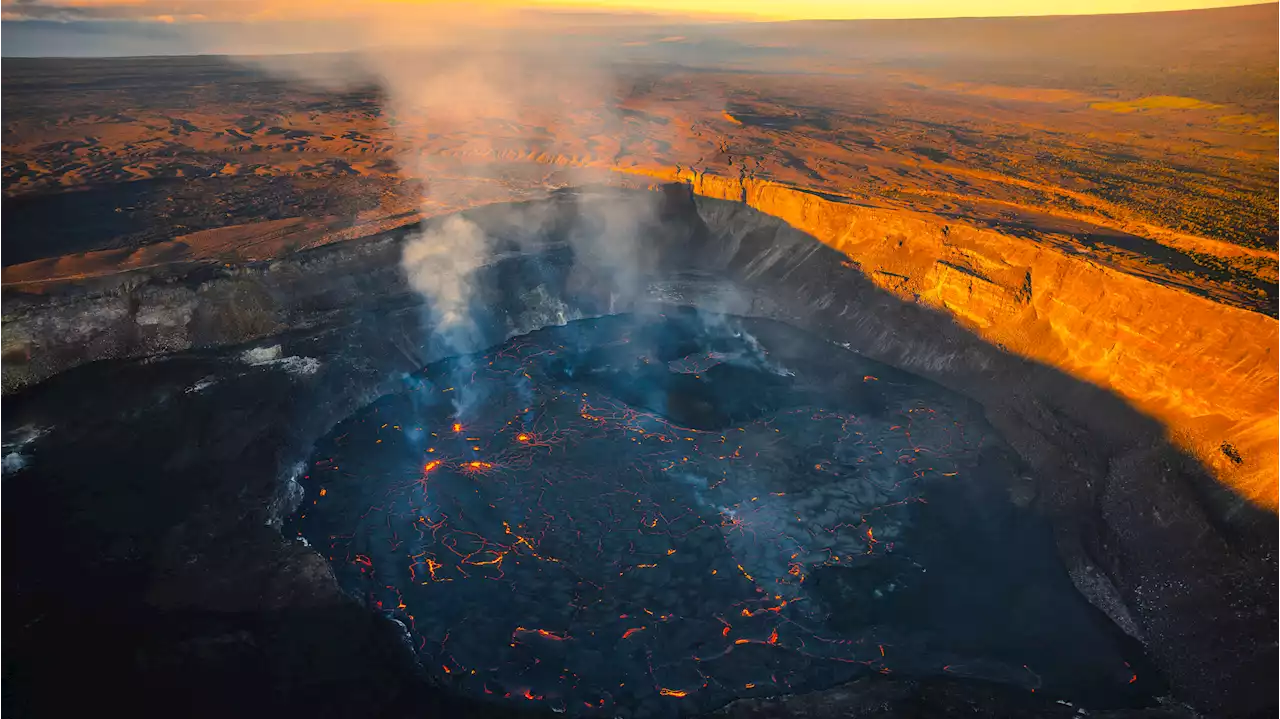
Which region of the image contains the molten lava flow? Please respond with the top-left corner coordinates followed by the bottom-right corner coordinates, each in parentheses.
top-left (290, 313), bottom-right (1144, 714)
top-left (658, 688), bottom-right (688, 698)
top-left (513, 627), bottom-right (570, 642)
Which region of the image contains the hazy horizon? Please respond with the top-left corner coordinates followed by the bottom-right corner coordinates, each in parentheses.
top-left (2, 1), bottom-right (1275, 58)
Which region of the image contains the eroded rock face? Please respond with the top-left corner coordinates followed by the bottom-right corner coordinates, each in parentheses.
top-left (2, 185), bottom-right (1274, 717)
top-left (640, 168), bottom-right (1279, 513)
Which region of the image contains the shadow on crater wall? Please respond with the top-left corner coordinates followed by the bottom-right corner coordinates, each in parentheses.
top-left (2, 184), bottom-right (1274, 719)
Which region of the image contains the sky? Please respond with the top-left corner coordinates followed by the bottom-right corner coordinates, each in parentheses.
top-left (1, 0), bottom-right (1272, 56)
top-left (0, 0), bottom-right (1269, 23)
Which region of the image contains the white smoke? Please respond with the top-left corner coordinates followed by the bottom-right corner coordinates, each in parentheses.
top-left (2, 424), bottom-right (50, 477)
top-left (235, 9), bottom-right (734, 397)
top-left (401, 214), bottom-right (490, 342)
top-left (400, 214), bottom-right (495, 420)
top-left (2, 452), bottom-right (27, 475)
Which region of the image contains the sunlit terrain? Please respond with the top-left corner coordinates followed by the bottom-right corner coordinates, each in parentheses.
top-left (2, 4), bottom-right (1275, 719)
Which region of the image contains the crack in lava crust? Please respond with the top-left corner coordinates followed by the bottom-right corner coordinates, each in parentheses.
top-left (289, 309), bottom-right (1154, 716)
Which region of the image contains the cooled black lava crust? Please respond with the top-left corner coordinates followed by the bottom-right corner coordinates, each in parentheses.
top-left (290, 309), bottom-right (1158, 717)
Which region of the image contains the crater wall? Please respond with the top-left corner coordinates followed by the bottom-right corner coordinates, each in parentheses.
top-left (632, 168), bottom-right (1278, 512)
top-left (1, 185), bottom-right (1274, 716)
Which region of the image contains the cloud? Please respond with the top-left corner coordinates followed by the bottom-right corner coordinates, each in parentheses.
top-left (0, 0), bottom-right (745, 25)
top-left (1, 0), bottom-right (1263, 25)
top-left (2, 0), bottom-right (212, 22)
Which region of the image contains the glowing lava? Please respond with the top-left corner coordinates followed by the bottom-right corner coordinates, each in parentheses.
top-left (290, 311), bottom-right (1154, 716)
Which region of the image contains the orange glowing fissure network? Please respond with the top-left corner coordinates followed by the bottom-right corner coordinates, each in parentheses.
top-left (287, 314), bottom-right (1157, 712)
top-left (314, 374), bottom-right (891, 700)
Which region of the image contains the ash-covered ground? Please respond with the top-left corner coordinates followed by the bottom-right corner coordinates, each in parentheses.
top-left (291, 309), bottom-right (1158, 716)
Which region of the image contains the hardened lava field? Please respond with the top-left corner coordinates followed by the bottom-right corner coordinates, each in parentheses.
top-left (290, 309), bottom-right (1157, 716)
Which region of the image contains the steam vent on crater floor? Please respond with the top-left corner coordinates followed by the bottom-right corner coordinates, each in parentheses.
top-left (1, 4), bottom-right (1276, 719)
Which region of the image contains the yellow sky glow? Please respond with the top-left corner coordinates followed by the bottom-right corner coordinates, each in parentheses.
top-left (536, 0), bottom-right (1272, 20)
top-left (2, 0), bottom-right (1272, 22)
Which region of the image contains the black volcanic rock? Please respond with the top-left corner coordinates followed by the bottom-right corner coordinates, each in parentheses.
top-left (2, 186), bottom-right (1272, 719)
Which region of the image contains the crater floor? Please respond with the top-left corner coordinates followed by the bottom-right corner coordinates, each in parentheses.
top-left (291, 309), bottom-right (1158, 716)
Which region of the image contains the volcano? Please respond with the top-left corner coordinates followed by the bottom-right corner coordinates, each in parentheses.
top-left (3, 186), bottom-right (1273, 719)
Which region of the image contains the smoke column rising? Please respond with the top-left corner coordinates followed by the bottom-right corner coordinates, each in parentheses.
top-left (240, 9), bottom-right (732, 418)
top-left (401, 215), bottom-right (488, 346)
top-left (400, 215), bottom-right (492, 417)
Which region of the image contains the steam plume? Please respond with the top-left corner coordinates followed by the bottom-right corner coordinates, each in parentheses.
top-left (238, 9), bottom-right (731, 416)
top-left (401, 215), bottom-right (488, 346)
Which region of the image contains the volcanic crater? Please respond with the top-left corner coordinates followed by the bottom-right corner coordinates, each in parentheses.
top-left (294, 307), bottom-right (1159, 716)
top-left (4, 185), bottom-right (1273, 718)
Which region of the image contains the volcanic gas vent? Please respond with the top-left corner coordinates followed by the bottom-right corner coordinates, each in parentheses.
top-left (290, 309), bottom-right (1158, 716)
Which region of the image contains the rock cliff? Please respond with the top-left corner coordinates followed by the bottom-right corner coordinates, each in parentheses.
top-left (628, 168), bottom-right (1278, 512)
